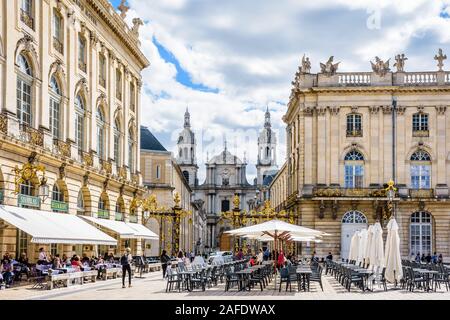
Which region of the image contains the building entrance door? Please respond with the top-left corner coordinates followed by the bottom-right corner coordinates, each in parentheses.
top-left (340, 210), bottom-right (368, 261)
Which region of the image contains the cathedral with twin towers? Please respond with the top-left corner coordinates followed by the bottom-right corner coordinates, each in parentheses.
top-left (176, 108), bottom-right (278, 250)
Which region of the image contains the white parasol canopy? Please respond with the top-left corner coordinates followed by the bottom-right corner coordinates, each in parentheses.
top-left (225, 219), bottom-right (326, 238)
top-left (356, 229), bottom-right (368, 265)
top-left (368, 222), bottom-right (385, 271)
top-left (348, 231), bottom-right (360, 261)
top-left (384, 218), bottom-right (403, 283)
top-left (363, 225), bottom-right (374, 267)
top-left (243, 234), bottom-right (322, 243)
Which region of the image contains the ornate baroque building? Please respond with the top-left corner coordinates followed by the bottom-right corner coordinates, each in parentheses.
top-left (271, 52), bottom-right (450, 261)
top-left (140, 126), bottom-right (207, 256)
top-left (0, 0), bottom-right (149, 260)
top-left (176, 109), bottom-right (277, 251)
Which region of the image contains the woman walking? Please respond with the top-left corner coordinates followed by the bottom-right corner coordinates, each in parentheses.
top-left (160, 250), bottom-right (171, 278)
top-left (120, 248), bottom-right (133, 288)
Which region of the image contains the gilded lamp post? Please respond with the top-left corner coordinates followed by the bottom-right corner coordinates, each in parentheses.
top-left (140, 192), bottom-right (191, 255)
top-left (384, 179), bottom-right (397, 222)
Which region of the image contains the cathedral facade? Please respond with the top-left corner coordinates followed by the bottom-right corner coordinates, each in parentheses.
top-left (176, 108), bottom-right (277, 251)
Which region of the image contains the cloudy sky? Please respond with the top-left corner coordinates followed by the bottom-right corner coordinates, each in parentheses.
top-left (111, 0), bottom-right (450, 183)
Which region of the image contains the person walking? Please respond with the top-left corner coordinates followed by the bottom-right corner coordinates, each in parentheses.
top-left (120, 248), bottom-right (133, 288)
top-left (160, 250), bottom-right (171, 278)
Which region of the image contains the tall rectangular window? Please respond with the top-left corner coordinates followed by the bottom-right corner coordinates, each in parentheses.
top-left (344, 165), bottom-right (364, 188)
top-left (53, 13), bottom-right (63, 54)
top-left (99, 55), bottom-right (106, 87)
top-left (116, 69), bottom-right (122, 100)
top-left (78, 36), bottom-right (86, 72)
top-left (21, 0), bottom-right (34, 29)
top-left (75, 113), bottom-right (84, 151)
top-left (49, 98), bottom-right (60, 139)
top-left (412, 113), bottom-right (428, 137)
top-left (16, 78), bottom-right (32, 126)
top-left (411, 165), bottom-right (431, 189)
top-left (97, 126), bottom-right (104, 159)
top-left (346, 114), bottom-right (362, 137)
top-left (130, 83), bottom-right (135, 111)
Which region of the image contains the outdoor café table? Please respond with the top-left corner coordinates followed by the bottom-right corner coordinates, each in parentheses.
top-left (177, 270), bottom-right (197, 291)
top-left (235, 269), bottom-right (255, 291)
top-left (413, 269), bottom-right (439, 292)
top-left (296, 268), bottom-right (312, 292)
top-left (353, 269), bottom-right (373, 291)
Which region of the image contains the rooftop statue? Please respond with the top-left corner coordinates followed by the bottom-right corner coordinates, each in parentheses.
top-left (371, 56), bottom-right (391, 76)
top-left (434, 48), bottom-right (447, 71)
top-left (131, 18), bottom-right (143, 38)
top-left (320, 56), bottom-right (340, 76)
top-left (118, 0), bottom-right (129, 19)
top-left (394, 53), bottom-right (407, 72)
top-left (301, 54), bottom-right (311, 74)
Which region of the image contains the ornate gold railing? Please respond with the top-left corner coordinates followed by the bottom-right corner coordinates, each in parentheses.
top-left (20, 9), bottom-right (34, 29)
top-left (53, 139), bottom-right (71, 158)
top-left (53, 36), bottom-right (63, 54)
top-left (0, 114), bottom-right (7, 134)
top-left (409, 189), bottom-right (434, 198)
top-left (412, 130), bottom-right (429, 137)
top-left (313, 187), bottom-right (388, 198)
top-left (82, 151), bottom-right (93, 167)
top-left (101, 159), bottom-right (112, 175)
top-left (346, 129), bottom-right (363, 137)
top-left (20, 124), bottom-right (44, 147)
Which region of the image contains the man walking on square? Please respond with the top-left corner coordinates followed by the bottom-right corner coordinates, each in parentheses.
top-left (121, 248), bottom-right (133, 288)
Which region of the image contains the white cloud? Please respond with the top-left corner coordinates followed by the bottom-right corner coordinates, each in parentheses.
top-left (124, 0), bottom-right (450, 182)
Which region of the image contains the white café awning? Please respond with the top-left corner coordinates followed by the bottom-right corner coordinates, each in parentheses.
top-left (81, 216), bottom-right (159, 240)
top-left (0, 205), bottom-right (117, 245)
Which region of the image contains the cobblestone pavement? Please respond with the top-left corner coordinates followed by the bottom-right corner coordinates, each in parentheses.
top-left (1, 272), bottom-right (449, 300)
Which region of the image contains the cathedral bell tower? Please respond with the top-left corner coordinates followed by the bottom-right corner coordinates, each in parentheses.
top-left (176, 107), bottom-right (198, 186)
top-left (256, 107), bottom-right (277, 186)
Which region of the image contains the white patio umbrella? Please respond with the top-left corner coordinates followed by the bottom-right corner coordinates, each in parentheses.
top-left (244, 234), bottom-right (323, 243)
top-left (363, 225), bottom-right (374, 267)
top-left (357, 229), bottom-right (368, 265)
top-left (384, 218), bottom-right (403, 283)
top-left (368, 222), bottom-right (384, 271)
top-left (348, 231), bottom-right (360, 262)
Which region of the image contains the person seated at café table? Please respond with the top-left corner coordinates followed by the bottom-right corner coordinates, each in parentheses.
top-left (0, 257), bottom-right (14, 288)
top-left (107, 253), bottom-right (115, 263)
top-left (81, 254), bottom-right (90, 265)
top-left (249, 255), bottom-right (257, 266)
top-left (326, 252), bottom-right (333, 261)
top-left (421, 253), bottom-right (426, 262)
top-left (177, 251), bottom-right (184, 262)
top-left (71, 256), bottom-right (83, 271)
top-left (425, 253), bottom-right (432, 264)
top-left (438, 254), bottom-right (443, 264)
top-left (95, 256), bottom-right (106, 279)
top-left (257, 249), bottom-right (263, 265)
top-left (432, 252), bottom-right (438, 264)
top-left (52, 254), bottom-right (63, 270)
top-left (415, 252), bottom-right (421, 262)
top-left (37, 248), bottom-right (51, 265)
top-left (15, 252), bottom-right (30, 281)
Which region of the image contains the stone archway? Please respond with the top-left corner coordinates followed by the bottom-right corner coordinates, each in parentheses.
top-left (340, 210), bottom-right (368, 260)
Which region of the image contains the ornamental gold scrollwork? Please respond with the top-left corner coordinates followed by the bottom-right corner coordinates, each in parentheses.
top-left (12, 162), bottom-right (46, 194)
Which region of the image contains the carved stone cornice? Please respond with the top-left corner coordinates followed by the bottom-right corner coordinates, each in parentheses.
top-left (382, 105), bottom-right (393, 114)
top-left (329, 106), bottom-right (340, 116)
top-left (317, 106), bottom-right (327, 116)
top-left (303, 106), bottom-right (314, 116)
top-left (90, 31), bottom-right (99, 46)
top-left (397, 105), bottom-right (406, 115)
top-left (436, 105), bottom-right (447, 115)
top-left (369, 106), bottom-right (380, 114)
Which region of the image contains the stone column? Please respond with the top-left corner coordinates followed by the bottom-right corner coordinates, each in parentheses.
top-left (396, 106), bottom-right (406, 185)
top-left (303, 107), bottom-right (314, 185)
top-left (382, 105), bottom-right (393, 181)
top-left (317, 106), bottom-right (327, 184)
top-left (329, 106), bottom-right (340, 184)
top-left (436, 106), bottom-right (447, 185)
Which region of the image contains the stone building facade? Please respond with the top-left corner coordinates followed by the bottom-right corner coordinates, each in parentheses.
top-left (140, 126), bottom-right (207, 256)
top-left (272, 52), bottom-right (450, 261)
top-left (0, 0), bottom-right (149, 260)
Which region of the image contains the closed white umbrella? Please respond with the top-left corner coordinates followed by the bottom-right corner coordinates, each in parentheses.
top-left (384, 218), bottom-right (403, 283)
top-left (357, 229), bottom-right (368, 265)
top-left (364, 225), bottom-right (374, 267)
top-left (369, 222), bottom-right (384, 271)
top-left (348, 231), bottom-right (359, 262)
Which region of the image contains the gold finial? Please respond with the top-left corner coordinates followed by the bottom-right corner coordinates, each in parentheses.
top-left (385, 179), bottom-right (397, 191)
top-left (233, 194), bottom-right (240, 210)
top-left (173, 192), bottom-right (181, 207)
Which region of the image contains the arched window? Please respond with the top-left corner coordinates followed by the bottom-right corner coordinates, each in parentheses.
top-left (96, 107), bottom-right (106, 160)
top-left (130, 82), bottom-right (136, 111)
top-left (113, 118), bottom-right (121, 165)
top-left (116, 69), bottom-right (122, 100)
top-left (183, 171), bottom-right (189, 183)
top-left (344, 150), bottom-right (364, 188)
top-left (53, 11), bottom-right (63, 54)
top-left (49, 76), bottom-right (61, 139)
top-left (265, 147), bottom-right (270, 159)
top-left (347, 113), bottom-right (362, 137)
top-left (52, 184), bottom-right (63, 202)
top-left (128, 127), bottom-right (135, 173)
top-left (341, 210), bottom-right (367, 224)
top-left (78, 35), bottom-right (86, 72)
top-left (75, 95), bottom-right (85, 151)
top-left (184, 147), bottom-right (188, 160)
top-left (412, 113), bottom-right (428, 136)
top-left (77, 190), bottom-right (85, 215)
top-left (16, 54), bottom-right (33, 126)
top-left (410, 150), bottom-right (431, 189)
top-left (98, 193), bottom-right (109, 219)
top-left (410, 211), bottom-right (432, 256)
top-left (179, 148), bottom-right (182, 158)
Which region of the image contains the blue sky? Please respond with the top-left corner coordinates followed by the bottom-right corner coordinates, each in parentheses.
top-left (110, 0), bottom-right (450, 182)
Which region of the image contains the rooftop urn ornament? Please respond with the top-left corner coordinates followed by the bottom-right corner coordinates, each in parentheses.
top-left (320, 56), bottom-right (340, 76)
top-left (371, 56), bottom-right (391, 76)
top-left (394, 53), bottom-right (407, 72)
top-left (434, 48), bottom-right (447, 71)
top-left (118, 0), bottom-right (129, 19)
top-left (301, 54), bottom-right (311, 74)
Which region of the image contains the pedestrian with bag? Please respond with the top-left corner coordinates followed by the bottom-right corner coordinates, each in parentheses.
top-left (120, 248), bottom-right (133, 288)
